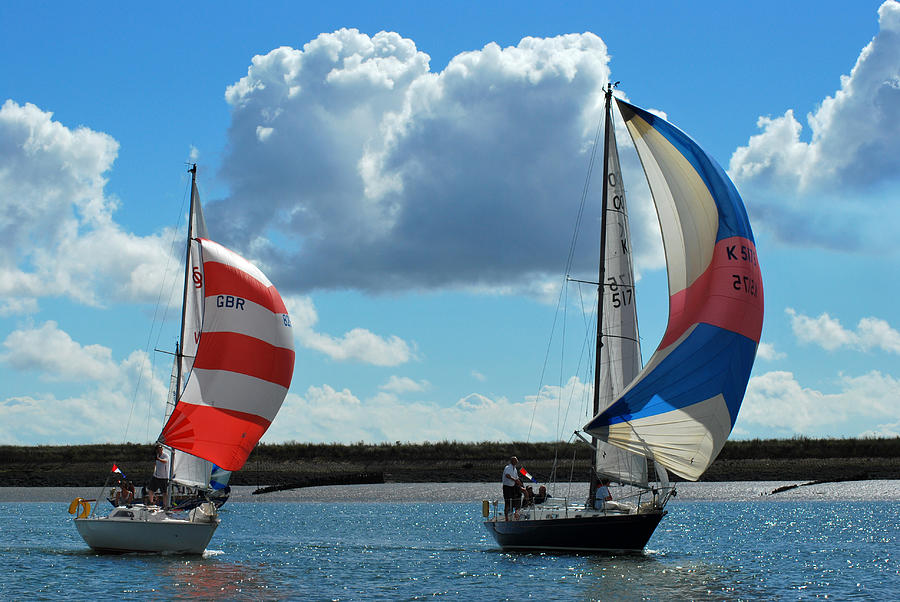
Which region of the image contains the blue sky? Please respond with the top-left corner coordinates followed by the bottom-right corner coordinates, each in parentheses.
top-left (1, 1), bottom-right (898, 446)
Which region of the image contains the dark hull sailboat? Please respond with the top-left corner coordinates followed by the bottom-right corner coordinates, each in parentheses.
top-left (484, 83), bottom-right (763, 553)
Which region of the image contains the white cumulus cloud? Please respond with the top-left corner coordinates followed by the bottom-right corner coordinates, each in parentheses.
top-left (210, 29), bottom-right (663, 295)
top-left (730, 1), bottom-right (900, 251)
top-left (380, 375), bottom-right (429, 394)
top-left (787, 308), bottom-right (900, 353)
top-left (0, 100), bottom-right (180, 309)
top-left (756, 341), bottom-right (786, 361)
top-left (264, 375), bottom-right (595, 444)
top-left (284, 294), bottom-right (415, 366)
top-left (0, 322), bottom-right (169, 444)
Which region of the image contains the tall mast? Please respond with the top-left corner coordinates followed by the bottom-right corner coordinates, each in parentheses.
top-left (175, 163), bottom-right (198, 400)
top-left (589, 85), bottom-right (615, 507)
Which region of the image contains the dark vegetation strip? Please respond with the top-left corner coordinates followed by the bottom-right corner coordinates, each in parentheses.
top-left (1, 437), bottom-right (897, 487)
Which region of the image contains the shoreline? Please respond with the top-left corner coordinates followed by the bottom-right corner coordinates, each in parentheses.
top-left (3, 480), bottom-right (900, 504)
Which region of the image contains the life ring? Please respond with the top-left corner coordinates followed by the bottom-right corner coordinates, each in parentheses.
top-left (67, 497), bottom-right (91, 518)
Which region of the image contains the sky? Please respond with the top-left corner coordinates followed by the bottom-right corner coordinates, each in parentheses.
top-left (1, 1), bottom-right (898, 447)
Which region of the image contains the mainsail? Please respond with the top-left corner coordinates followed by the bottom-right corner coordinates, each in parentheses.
top-left (163, 355), bottom-right (214, 488)
top-left (160, 173), bottom-right (295, 472)
top-left (584, 98), bottom-right (764, 481)
top-left (594, 109), bottom-right (647, 485)
top-left (179, 176), bottom-right (208, 397)
top-left (163, 180), bottom-right (219, 489)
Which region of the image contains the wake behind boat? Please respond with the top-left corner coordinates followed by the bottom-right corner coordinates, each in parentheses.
top-left (484, 85), bottom-right (763, 553)
top-left (70, 164), bottom-right (295, 554)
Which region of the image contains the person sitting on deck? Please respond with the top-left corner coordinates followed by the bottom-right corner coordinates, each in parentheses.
top-left (114, 479), bottom-right (135, 506)
top-left (594, 479), bottom-right (613, 510)
top-left (534, 485), bottom-right (549, 504)
top-left (523, 486), bottom-right (535, 507)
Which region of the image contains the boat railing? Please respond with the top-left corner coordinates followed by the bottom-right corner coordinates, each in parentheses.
top-left (483, 484), bottom-right (675, 521)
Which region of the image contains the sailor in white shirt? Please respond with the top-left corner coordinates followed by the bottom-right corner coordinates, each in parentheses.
top-left (501, 456), bottom-right (523, 519)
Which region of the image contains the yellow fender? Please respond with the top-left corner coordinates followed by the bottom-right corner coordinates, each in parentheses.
top-left (67, 497), bottom-right (91, 518)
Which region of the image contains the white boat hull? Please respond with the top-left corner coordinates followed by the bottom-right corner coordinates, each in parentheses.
top-left (74, 504), bottom-right (219, 554)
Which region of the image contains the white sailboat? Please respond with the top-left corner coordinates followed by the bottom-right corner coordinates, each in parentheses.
top-left (70, 164), bottom-right (295, 554)
top-left (483, 85), bottom-right (764, 552)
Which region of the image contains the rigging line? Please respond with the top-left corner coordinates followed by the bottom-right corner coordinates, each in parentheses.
top-left (566, 439), bottom-right (578, 502)
top-left (122, 169), bottom-right (192, 445)
top-left (528, 96), bottom-right (604, 451)
top-left (147, 173), bottom-right (193, 441)
top-left (526, 263), bottom-right (570, 444)
top-left (563, 104), bottom-right (605, 276)
top-left (556, 274), bottom-right (568, 440)
top-left (559, 280), bottom-right (592, 433)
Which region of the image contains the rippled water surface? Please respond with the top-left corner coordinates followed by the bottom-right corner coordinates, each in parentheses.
top-left (2, 482), bottom-right (897, 600)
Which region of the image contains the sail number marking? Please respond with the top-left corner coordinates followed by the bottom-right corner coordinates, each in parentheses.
top-left (732, 275), bottom-right (759, 297)
top-left (606, 275), bottom-right (633, 308)
top-left (282, 314), bottom-right (292, 327)
top-left (216, 295), bottom-right (246, 310)
top-left (725, 244), bottom-right (757, 267)
top-left (725, 243), bottom-right (760, 298)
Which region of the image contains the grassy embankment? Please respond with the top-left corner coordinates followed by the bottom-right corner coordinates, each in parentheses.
top-left (1, 438), bottom-right (898, 487)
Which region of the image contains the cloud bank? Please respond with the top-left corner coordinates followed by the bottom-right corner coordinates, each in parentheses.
top-left (740, 369), bottom-right (899, 438)
top-left (263, 375), bottom-right (594, 444)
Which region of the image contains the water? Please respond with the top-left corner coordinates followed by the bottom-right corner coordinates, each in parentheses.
top-left (2, 482), bottom-right (897, 600)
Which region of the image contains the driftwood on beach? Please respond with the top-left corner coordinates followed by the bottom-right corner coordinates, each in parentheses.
top-left (1, 438), bottom-right (898, 487)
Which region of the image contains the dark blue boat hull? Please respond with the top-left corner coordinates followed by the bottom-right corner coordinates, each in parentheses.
top-left (484, 510), bottom-right (666, 553)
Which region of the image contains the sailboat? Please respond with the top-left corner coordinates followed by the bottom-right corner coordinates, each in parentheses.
top-left (70, 164), bottom-right (295, 554)
top-left (483, 85), bottom-right (764, 552)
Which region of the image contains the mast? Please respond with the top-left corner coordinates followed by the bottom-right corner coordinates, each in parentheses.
top-left (161, 163), bottom-right (198, 499)
top-left (589, 84), bottom-right (615, 508)
top-left (175, 164), bottom-right (198, 400)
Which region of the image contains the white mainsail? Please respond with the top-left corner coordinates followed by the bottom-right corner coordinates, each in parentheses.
top-left (594, 112), bottom-right (647, 485)
top-left (163, 355), bottom-right (213, 488)
top-left (166, 180), bottom-right (217, 489)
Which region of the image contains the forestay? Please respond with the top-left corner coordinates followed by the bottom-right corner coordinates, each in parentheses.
top-left (584, 98), bottom-right (764, 481)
